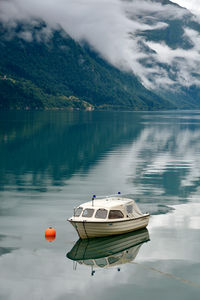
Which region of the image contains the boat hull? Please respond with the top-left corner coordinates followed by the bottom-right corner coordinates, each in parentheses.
top-left (68, 214), bottom-right (150, 239)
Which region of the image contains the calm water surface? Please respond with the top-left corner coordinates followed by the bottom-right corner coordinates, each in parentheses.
top-left (0, 111), bottom-right (200, 299)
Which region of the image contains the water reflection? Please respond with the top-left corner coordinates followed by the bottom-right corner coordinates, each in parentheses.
top-left (0, 247), bottom-right (17, 256)
top-left (0, 111), bottom-right (142, 189)
top-left (67, 229), bottom-right (149, 274)
top-left (1, 111), bottom-right (200, 207)
top-left (1, 111), bottom-right (200, 299)
top-left (129, 125), bottom-right (200, 202)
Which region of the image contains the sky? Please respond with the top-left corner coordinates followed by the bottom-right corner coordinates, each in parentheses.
top-left (171, 0), bottom-right (200, 16)
top-left (0, 0), bottom-right (200, 90)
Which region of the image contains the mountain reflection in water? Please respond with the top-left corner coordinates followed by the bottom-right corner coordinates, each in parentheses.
top-left (1, 111), bottom-right (200, 299)
top-left (1, 111), bottom-right (200, 207)
top-left (67, 229), bottom-right (149, 274)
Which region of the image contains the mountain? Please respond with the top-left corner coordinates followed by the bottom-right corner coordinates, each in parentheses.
top-left (135, 0), bottom-right (200, 108)
top-left (0, 0), bottom-right (200, 110)
top-left (0, 21), bottom-right (174, 110)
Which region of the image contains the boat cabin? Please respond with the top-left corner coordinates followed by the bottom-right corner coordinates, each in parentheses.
top-left (78, 246), bottom-right (136, 269)
top-left (72, 197), bottom-right (143, 222)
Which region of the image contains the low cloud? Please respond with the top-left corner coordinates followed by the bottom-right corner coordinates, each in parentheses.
top-left (0, 0), bottom-right (200, 90)
top-left (145, 28), bottom-right (200, 87)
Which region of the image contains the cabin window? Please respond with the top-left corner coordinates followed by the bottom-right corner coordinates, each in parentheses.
top-left (108, 210), bottom-right (124, 219)
top-left (95, 258), bottom-right (107, 268)
top-left (84, 260), bottom-right (94, 266)
top-left (74, 207), bottom-right (83, 217)
top-left (126, 205), bottom-right (133, 214)
top-left (95, 209), bottom-right (108, 219)
top-left (82, 208), bottom-right (94, 218)
top-left (108, 256), bottom-right (121, 265)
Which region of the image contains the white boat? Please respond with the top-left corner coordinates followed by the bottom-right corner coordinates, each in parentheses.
top-left (68, 195), bottom-right (150, 239)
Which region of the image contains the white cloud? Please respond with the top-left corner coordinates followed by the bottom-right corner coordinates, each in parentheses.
top-left (145, 27), bottom-right (200, 87)
top-left (170, 0), bottom-right (200, 16)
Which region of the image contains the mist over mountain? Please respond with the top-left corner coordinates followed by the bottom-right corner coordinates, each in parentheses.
top-left (0, 0), bottom-right (200, 110)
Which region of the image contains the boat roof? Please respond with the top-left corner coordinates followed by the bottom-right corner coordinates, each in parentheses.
top-left (78, 197), bottom-right (134, 209)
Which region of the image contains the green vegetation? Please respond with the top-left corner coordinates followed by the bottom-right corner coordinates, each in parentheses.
top-left (0, 22), bottom-right (174, 111)
top-left (0, 77), bottom-right (93, 110)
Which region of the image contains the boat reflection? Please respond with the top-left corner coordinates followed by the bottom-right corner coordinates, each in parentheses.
top-left (67, 229), bottom-right (150, 274)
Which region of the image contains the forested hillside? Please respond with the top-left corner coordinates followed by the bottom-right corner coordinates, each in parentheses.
top-left (0, 22), bottom-right (174, 110)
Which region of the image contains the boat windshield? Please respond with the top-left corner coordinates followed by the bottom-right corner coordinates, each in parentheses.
top-left (82, 208), bottom-right (94, 218)
top-left (95, 209), bottom-right (108, 219)
top-left (108, 210), bottom-right (124, 219)
top-left (74, 207), bottom-right (83, 217)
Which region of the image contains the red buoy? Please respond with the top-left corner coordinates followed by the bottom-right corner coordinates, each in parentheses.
top-left (45, 227), bottom-right (56, 242)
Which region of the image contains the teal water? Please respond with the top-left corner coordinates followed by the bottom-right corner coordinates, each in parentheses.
top-left (0, 111), bottom-right (200, 299)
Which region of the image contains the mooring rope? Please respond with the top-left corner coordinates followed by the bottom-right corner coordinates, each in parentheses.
top-left (130, 261), bottom-right (200, 289)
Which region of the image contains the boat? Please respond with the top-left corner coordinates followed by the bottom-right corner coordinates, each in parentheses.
top-left (68, 195), bottom-right (150, 239)
top-left (66, 228), bottom-right (149, 274)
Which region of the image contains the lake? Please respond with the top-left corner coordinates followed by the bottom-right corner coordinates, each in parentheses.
top-left (0, 110), bottom-right (200, 300)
